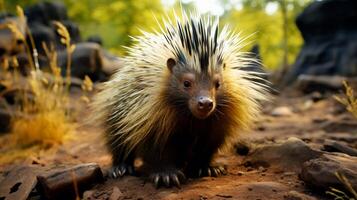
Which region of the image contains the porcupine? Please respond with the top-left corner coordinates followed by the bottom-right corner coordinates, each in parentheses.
top-left (92, 12), bottom-right (269, 188)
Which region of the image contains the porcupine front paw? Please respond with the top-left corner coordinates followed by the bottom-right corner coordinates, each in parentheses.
top-left (187, 165), bottom-right (227, 178)
top-left (149, 168), bottom-right (186, 188)
top-left (109, 163), bottom-right (135, 178)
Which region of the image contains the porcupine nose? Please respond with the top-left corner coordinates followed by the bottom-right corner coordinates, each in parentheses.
top-left (198, 97), bottom-right (213, 112)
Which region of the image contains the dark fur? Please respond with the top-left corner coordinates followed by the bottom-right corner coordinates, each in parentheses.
top-left (106, 62), bottom-right (230, 186)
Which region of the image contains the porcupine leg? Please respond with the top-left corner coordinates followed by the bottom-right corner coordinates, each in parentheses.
top-left (107, 136), bottom-right (136, 178)
top-left (106, 116), bottom-right (136, 178)
top-left (185, 148), bottom-right (227, 178)
top-left (143, 136), bottom-right (187, 188)
top-left (109, 150), bottom-right (136, 178)
top-left (185, 134), bottom-right (227, 178)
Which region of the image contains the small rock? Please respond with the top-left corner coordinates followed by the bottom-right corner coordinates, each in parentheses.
top-left (310, 92), bottom-right (323, 102)
top-left (235, 141), bottom-right (250, 156)
top-left (0, 108), bottom-right (11, 133)
top-left (246, 167), bottom-right (254, 172)
top-left (37, 163), bottom-right (104, 200)
top-left (283, 172), bottom-right (296, 177)
top-left (58, 42), bottom-right (106, 81)
top-left (258, 166), bottom-right (267, 172)
top-left (109, 187), bottom-right (122, 200)
top-left (322, 139), bottom-right (357, 156)
top-left (284, 190), bottom-right (317, 200)
top-left (1, 88), bottom-right (34, 105)
top-left (295, 75), bottom-right (354, 93)
top-left (82, 190), bottom-right (94, 200)
top-left (320, 120), bottom-right (357, 133)
top-left (0, 17), bottom-right (26, 57)
top-left (0, 166), bottom-right (39, 200)
top-left (271, 106), bottom-right (293, 117)
top-left (311, 117), bottom-right (327, 123)
top-left (244, 137), bottom-right (322, 172)
top-left (101, 50), bottom-right (122, 76)
top-left (237, 171), bottom-right (244, 176)
top-left (216, 194), bottom-right (233, 198)
top-left (328, 133), bottom-right (357, 143)
top-left (301, 100), bottom-right (313, 111)
top-left (300, 153), bottom-right (357, 191)
top-left (257, 125), bottom-right (266, 131)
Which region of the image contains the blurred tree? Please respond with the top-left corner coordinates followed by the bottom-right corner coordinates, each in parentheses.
top-left (221, 0), bottom-right (311, 70)
top-left (3, 0), bottom-right (163, 55)
top-left (3, 0), bottom-right (312, 70)
top-left (63, 0), bottom-right (164, 54)
top-left (1, 0), bottom-right (38, 12)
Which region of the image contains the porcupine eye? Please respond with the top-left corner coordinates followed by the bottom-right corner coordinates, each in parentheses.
top-left (183, 80), bottom-right (192, 88)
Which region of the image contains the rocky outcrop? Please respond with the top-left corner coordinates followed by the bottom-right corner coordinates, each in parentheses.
top-left (0, 2), bottom-right (121, 82)
top-left (0, 163), bottom-right (104, 200)
top-left (285, 0), bottom-right (357, 84)
top-left (243, 137), bottom-right (322, 172)
top-left (300, 153), bottom-right (357, 191)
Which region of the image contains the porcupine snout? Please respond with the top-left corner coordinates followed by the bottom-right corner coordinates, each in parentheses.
top-left (197, 96), bottom-right (213, 112)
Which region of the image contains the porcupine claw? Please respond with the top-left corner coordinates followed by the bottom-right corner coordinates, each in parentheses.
top-left (198, 169), bottom-right (202, 177)
top-left (109, 163), bottom-right (135, 178)
top-left (218, 166), bottom-right (227, 175)
top-left (163, 175), bottom-right (170, 187)
top-left (189, 166), bottom-right (227, 178)
top-left (211, 168), bottom-right (219, 177)
top-left (152, 175), bottom-right (160, 188)
top-left (149, 169), bottom-right (186, 188)
top-left (171, 174), bottom-right (181, 188)
top-left (207, 168), bottom-right (211, 177)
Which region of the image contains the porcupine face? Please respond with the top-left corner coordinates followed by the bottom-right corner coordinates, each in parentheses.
top-left (166, 58), bottom-right (223, 120)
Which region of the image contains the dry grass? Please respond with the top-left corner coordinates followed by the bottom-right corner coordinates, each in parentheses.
top-left (11, 71), bottom-right (75, 147)
top-left (0, 6), bottom-right (78, 164)
top-left (326, 172), bottom-right (357, 200)
top-left (80, 75), bottom-right (93, 103)
top-left (53, 21), bottom-right (76, 89)
top-left (335, 81), bottom-right (357, 119)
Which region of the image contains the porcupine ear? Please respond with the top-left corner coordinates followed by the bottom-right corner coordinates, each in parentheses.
top-left (167, 58), bottom-right (176, 72)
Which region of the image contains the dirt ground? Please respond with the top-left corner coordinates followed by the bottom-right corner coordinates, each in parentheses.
top-left (1, 90), bottom-right (356, 200)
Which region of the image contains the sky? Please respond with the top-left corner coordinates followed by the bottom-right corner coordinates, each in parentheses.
top-left (161, 0), bottom-right (279, 16)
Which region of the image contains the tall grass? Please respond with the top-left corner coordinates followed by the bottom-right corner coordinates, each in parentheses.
top-left (53, 21), bottom-right (76, 90)
top-left (335, 81), bottom-right (357, 119)
top-left (326, 172), bottom-right (357, 200)
top-left (0, 6), bottom-right (78, 164)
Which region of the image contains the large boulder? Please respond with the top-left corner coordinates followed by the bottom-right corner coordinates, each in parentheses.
top-left (300, 153), bottom-right (357, 191)
top-left (0, 107), bottom-right (11, 133)
top-left (25, 2), bottom-right (68, 26)
top-left (57, 42), bottom-right (107, 81)
top-left (25, 2), bottom-right (81, 44)
top-left (0, 16), bottom-right (26, 58)
top-left (0, 2), bottom-right (120, 81)
top-left (24, 2), bottom-right (81, 54)
top-left (285, 0), bottom-right (357, 84)
top-left (243, 137), bottom-right (322, 172)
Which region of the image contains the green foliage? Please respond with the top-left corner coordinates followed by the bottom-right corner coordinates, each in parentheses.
top-left (1, 0), bottom-right (38, 12)
top-left (221, 0), bottom-right (311, 69)
top-left (63, 0), bottom-right (164, 54)
top-left (3, 0), bottom-right (313, 69)
top-left (3, 0), bottom-right (164, 55)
